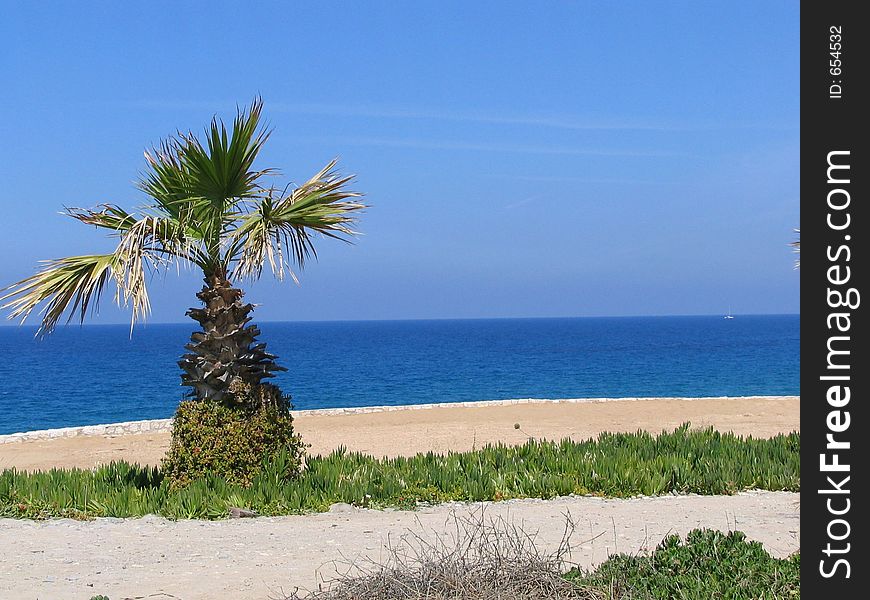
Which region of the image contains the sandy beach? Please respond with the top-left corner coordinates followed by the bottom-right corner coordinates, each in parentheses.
top-left (0, 396), bottom-right (799, 471)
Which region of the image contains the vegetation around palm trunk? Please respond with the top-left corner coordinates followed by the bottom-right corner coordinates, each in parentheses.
top-left (2, 425), bottom-right (799, 520)
top-left (1, 98), bottom-right (365, 482)
top-left (162, 382), bottom-right (305, 487)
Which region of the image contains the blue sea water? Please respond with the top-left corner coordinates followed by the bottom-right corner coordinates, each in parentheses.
top-left (0, 315), bottom-right (799, 435)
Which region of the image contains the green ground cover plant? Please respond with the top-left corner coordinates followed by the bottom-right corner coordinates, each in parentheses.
top-left (1, 425), bottom-right (798, 520)
top-left (565, 529), bottom-right (800, 599)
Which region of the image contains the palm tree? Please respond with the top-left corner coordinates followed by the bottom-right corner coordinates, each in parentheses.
top-left (1, 98), bottom-right (365, 403)
top-left (790, 228), bottom-right (800, 269)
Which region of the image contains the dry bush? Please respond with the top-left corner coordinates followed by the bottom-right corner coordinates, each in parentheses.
top-left (282, 509), bottom-right (601, 600)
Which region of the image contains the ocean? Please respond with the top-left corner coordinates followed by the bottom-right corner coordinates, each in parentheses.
top-left (0, 315), bottom-right (799, 435)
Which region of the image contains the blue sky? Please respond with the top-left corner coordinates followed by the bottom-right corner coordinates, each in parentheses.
top-left (0, 1), bottom-right (799, 325)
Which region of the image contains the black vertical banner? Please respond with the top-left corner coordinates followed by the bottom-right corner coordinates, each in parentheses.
top-left (802, 2), bottom-right (868, 596)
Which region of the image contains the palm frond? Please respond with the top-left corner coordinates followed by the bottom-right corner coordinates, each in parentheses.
top-left (136, 98), bottom-right (275, 271)
top-left (138, 98), bottom-right (272, 211)
top-left (1, 254), bottom-right (122, 336)
top-left (65, 204), bottom-right (138, 231)
top-left (0, 215), bottom-right (191, 335)
top-left (179, 96), bottom-right (274, 207)
top-left (67, 205), bottom-right (209, 268)
top-left (231, 159), bottom-right (365, 281)
top-left (110, 217), bottom-right (165, 323)
top-left (137, 137), bottom-right (200, 219)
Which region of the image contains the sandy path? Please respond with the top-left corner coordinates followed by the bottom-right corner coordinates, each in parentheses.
top-left (0, 490), bottom-right (799, 600)
top-left (0, 396), bottom-right (799, 471)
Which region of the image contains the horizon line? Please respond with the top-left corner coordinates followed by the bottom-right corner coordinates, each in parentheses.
top-left (0, 312), bottom-right (801, 329)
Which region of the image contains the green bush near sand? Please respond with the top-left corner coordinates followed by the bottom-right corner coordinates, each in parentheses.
top-left (565, 529), bottom-right (800, 599)
top-left (162, 392), bottom-right (305, 488)
top-left (1, 425), bottom-right (799, 520)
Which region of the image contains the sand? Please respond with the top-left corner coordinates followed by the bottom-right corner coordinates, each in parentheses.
top-left (0, 396), bottom-right (799, 471)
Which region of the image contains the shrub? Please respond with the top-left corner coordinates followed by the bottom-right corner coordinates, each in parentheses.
top-left (565, 529), bottom-right (801, 599)
top-left (162, 382), bottom-right (305, 487)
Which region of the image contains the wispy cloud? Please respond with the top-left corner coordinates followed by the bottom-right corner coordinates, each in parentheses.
top-left (130, 99), bottom-right (794, 133)
top-left (497, 174), bottom-right (681, 185)
top-left (303, 135), bottom-right (681, 157)
top-left (503, 195), bottom-right (542, 210)
top-left (132, 99), bottom-right (671, 130)
top-left (126, 100), bottom-right (682, 157)
top-left (267, 103), bottom-right (682, 132)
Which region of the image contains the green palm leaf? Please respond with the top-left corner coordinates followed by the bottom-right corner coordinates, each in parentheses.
top-left (1, 214), bottom-right (188, 334)
top-left (1, 254), bottom-right (120, 335)
top-left (231, 159), bottom-right (365, 281)
top-left (182, 97), bottom-right (273, 206)
top-left (65, 204), bottom-right (138, 231)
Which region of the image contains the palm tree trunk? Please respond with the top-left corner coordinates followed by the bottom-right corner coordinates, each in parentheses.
top-left (178, 274), bottom-right (286, 403)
